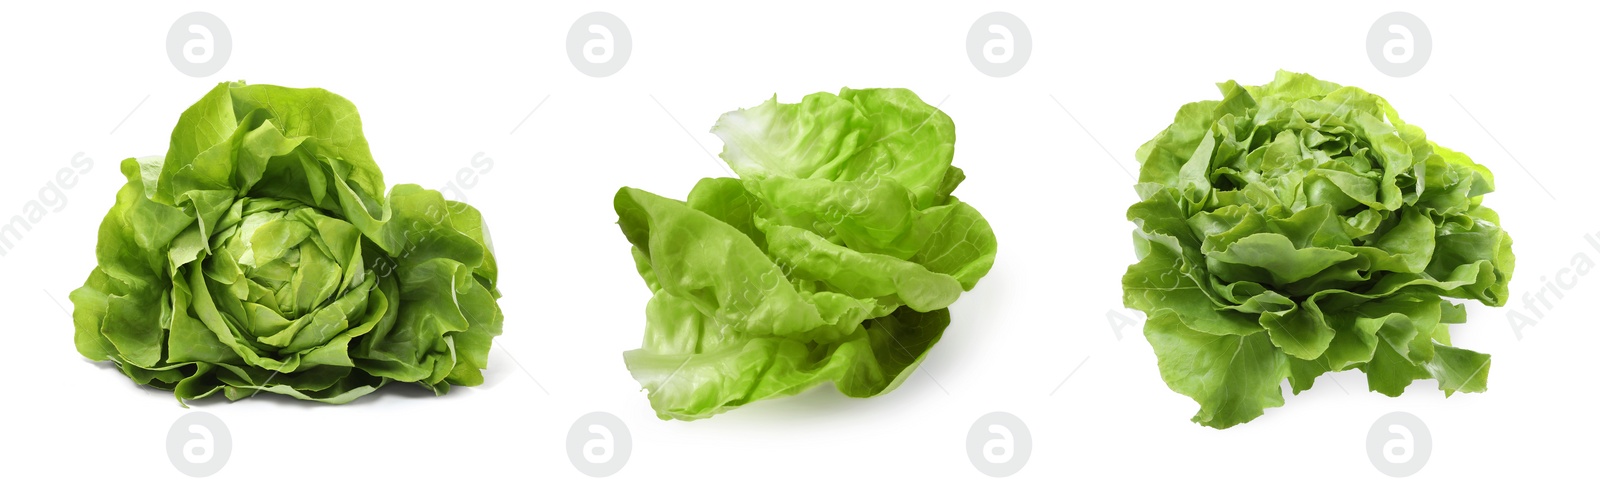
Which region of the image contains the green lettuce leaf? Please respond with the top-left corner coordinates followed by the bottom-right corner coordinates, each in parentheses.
top-left (616, 88), bottom-right (996, 420)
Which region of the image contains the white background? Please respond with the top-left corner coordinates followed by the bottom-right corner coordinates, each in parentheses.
top-left (1, 1), bottom-right (1594, 488)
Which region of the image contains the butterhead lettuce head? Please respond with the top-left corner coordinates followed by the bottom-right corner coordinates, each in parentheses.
top-left (72, 82), bottom-right (504, 404)
top-left (615, 88), bottom-right (997, 420)
top-left (1123, 71), bottom-right (1515, 428)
